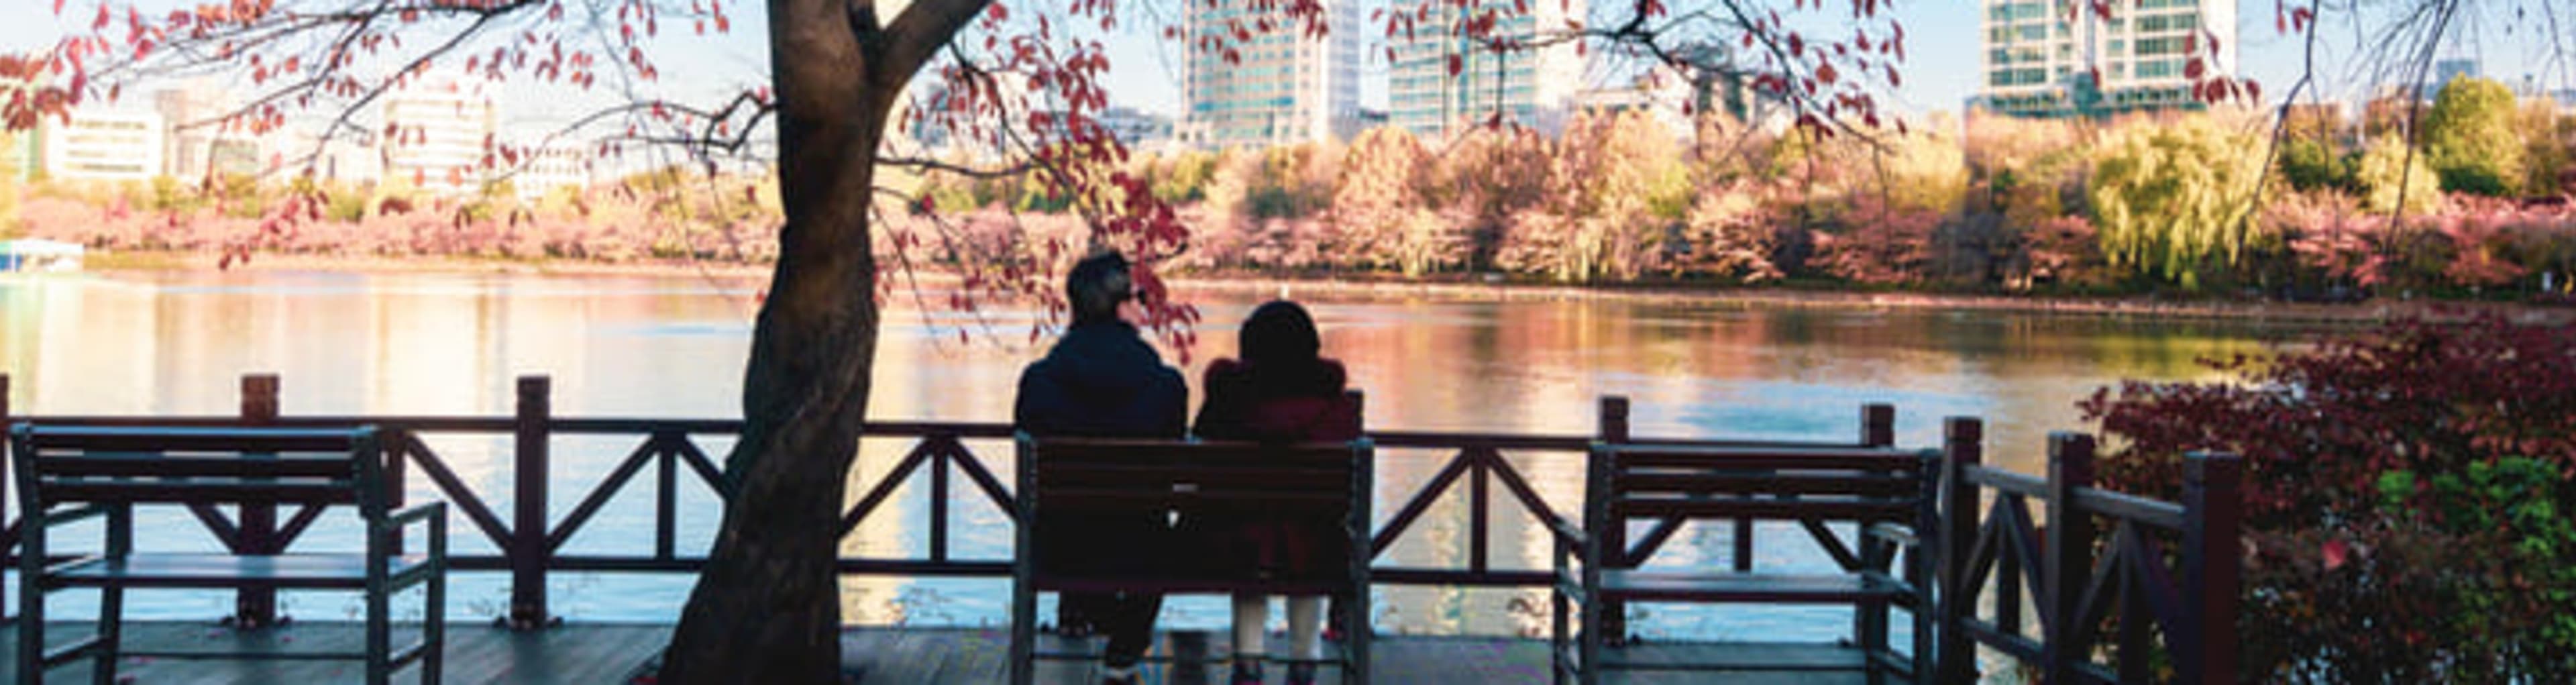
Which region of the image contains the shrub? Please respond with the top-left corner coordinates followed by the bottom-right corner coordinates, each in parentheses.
top-left (2084, 317), bottom-right (2576, 681)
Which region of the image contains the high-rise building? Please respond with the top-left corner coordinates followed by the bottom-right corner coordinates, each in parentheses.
top-left (513, 145), bottom-right (594, 201)
top-left (1181, 0), bottom-right (1362, 148)
top-left (381, 70), bottom-right (498, 195)
top-left (1387, 0), bottom-right (1587, 141)
top-left (41, 108), bottom-right (166, 182)
top-left (1976, 0), bottom-right (2239, 117)
top-left (2422, 58), bottom-right (2479, 99)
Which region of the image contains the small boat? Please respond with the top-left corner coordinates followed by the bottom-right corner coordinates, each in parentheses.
top-left (0, 239), bottom-right (84, 272)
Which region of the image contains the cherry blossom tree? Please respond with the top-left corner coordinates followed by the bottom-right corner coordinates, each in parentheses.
top-left (0, 0), bottom-right (2285, 680)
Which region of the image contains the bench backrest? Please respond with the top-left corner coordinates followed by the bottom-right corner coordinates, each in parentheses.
top-left (9, 424), bottom-right (384, 510)
top-left (1016, 434), bottom-right (1373, 521)
top-left (1589, 443), bottom-right (1936, 567)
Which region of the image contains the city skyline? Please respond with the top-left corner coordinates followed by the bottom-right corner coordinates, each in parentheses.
top-left (0, 1), bottom-right (2567, 148)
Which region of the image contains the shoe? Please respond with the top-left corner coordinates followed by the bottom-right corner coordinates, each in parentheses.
top-left (1230, 660), bottom-right (1265, 685)
top-left (1100, 664), bottom-right (1140, 685)
top-left (1285, 662), bottom-right (1318, 685)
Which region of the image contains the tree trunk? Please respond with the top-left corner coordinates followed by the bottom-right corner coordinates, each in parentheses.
top-left (659, 0), bottom-right (991, 678)
top-left (658, 0), bottom-right (896, 679)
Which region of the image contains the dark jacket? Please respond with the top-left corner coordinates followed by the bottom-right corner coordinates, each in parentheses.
top-left (1015, 321), bottom-right (1188, 440)
top-left (1191, 357), bottom-right (1361, 579)
top-left (1014, 321), bottom-right (1187, 575)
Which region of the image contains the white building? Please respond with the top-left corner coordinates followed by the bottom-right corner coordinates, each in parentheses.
top-left (1977, 0), bottom-right (2239, 117)
top-left (153, 81), bottom-right (270, 180)
top-left (380, 70), bottom-right (499, 195)
top-left (513, 146), bottom-right (594, 201)
top-left (1388, 0), bottom-right (1587, 141)
top-left (1181, 0), bottom-right (1364, 148)
top-left (42, 109), bottom-right (166, 182)
top-left (1574, 72), bottom-right (1700, 142)
top-left (1099, 107), bottom-right (1176, 148)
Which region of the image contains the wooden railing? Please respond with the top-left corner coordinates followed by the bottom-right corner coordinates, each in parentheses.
top-left (1, 373), bottom-right (2241, 681)
top-left (1934, 418), bottom-right (2243, 684)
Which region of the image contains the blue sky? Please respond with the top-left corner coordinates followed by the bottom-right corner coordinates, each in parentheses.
top-left (0, 1), bottom-right (2565, 138)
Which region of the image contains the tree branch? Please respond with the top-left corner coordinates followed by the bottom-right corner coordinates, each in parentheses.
top-left (878, 0), bottom-right (995, 87)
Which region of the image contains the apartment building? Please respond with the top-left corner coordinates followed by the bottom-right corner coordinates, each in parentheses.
top-left (41, 109), bottom-right (166, 182)
top-left (1181, 0), bottom-right (1364, 148)
top-left (1387, 0), bottom-right (1587, 141)
top-left (381, 70), bottom-right (500, 195)
top-left (1978, 0), bottom-right (2239, 117)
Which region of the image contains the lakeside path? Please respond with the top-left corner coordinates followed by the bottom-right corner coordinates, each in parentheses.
top-left (64, 250), bottom-right (2576, 326)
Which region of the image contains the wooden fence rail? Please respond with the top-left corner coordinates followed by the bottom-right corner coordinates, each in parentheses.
top-left (0, 373), bottom-right (2239, 682)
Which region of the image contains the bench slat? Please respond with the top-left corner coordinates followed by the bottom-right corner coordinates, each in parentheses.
top-left (1597, 570), bottom-right (1911, 602)
top-left (1615, 452), bottom-right (1921, 472)
top-left (19, 426), bottom-right (372, 454)
top-left (1617, 472), bottom-right (1919, 498)
top-left (40, 554), bottom-right (436, 590)
top-left (34, 452), bottom-right (359, 478)
top-left (40, 477), bottom-right (362, 505)
top-left (1611, 495), bottom-right (1918, 522)
top-left (1034, 576), bottom-right (1350, 596)
top-left (1035, 488), bottom-right (1351, 513)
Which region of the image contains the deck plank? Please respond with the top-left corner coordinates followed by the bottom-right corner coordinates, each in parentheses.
top-left (0, 622), bottom-right (1894, 684)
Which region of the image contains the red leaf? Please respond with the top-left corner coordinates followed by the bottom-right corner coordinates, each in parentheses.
top-left (2184, 58), bottom-right (2206, 79)
top-left (2322, 539), bottom-right (2350, 572)
top-left (1446, 54), bottom-right (1462, 76)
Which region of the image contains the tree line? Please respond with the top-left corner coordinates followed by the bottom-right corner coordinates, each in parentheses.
top-left (8, 75), bottom-right (2573, 302)
top-left (915, 74), bottom-right (2576, 300)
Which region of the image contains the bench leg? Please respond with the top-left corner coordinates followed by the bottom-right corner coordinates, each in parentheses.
top-left (1342, 588), bottom-right (1368, 685)
top-left (1550, 590), bottom-right (1568, 685)
top-left (1008, 580), bottom-right (1036, 685)
top-left (1860, 596), bottom-right (1888, 685)
top-left (1576, 598), bottom-right (1602, 685)
top-left (20, 536), bottom-right (44, 684)
top-left (367, 581), bottom-right (392, 685)
top-left (424, 569), bottom-right (445, 684)
top-left (89, 585), bottom-right (122, 685)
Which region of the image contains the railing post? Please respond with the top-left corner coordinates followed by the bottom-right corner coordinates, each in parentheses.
top-left (1861, 403), bottom-right (1896, 447)
top-left (2042, 433), bottom-right (2097, 684)
top-left (508, 375), bottom-right (554, 629)
top-left (1595, 396), bottom-right (1629, 643)
top-left (233, 374), bottom-right (282, 628)
top-left (2182, 452), bottom-right (2243, 685)
top-left (1936, 417), bottom-right (1982, 684)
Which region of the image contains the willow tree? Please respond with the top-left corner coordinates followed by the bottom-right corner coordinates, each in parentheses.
top-left (0, 0), bottom-right (2267, 681)
top-left (2088, 117), bottom-right (2270, 289)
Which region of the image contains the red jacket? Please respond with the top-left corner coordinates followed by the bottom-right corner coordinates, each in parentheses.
top-left (1190, 357), bottom-right (1361, 579)
top-left (1193, 358), bottom-right (1360, 443)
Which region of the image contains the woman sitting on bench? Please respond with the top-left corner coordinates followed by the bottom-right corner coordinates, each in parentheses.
top-left (1193, 300), bottom-right (1362, 685)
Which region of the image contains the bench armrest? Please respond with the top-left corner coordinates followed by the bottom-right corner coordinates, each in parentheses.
top-left (1544, 515), bottom-right (1588, 547)
top-left (36, 504), bottom-right (110, 527)
top-left (1864, 522), bottom-right (1919, 549)
top-left (376, 502), bottom-right (449, 560)
top-left (383, 502), bottom-right (447, 529)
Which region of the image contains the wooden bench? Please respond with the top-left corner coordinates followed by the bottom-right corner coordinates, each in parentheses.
top-left (1010, 433), bottom-right (1374, 685)
top-left (1549, 441), bottom-right (1938, 685)
top-left (9, 424), bottom-right (446, 684)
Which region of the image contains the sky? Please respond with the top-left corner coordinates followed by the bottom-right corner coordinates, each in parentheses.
top-left (0, 0), bottom-right (2567, 142)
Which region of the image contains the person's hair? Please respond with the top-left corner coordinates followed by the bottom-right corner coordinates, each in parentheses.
top-left (1237, 300), bottom-right (1335, 397)
top-left (1065, 251), bottom-right (1132, 324)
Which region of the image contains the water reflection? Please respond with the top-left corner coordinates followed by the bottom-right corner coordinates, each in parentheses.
top-left (0, 271), bottom-right (2316, 638)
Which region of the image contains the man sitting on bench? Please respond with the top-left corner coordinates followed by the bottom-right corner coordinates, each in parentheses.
top-left (1013, 250), bottom-right (1189, 685)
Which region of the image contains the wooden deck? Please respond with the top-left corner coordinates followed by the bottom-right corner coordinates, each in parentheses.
top-left (0, 622), bottom-right (1900, 684)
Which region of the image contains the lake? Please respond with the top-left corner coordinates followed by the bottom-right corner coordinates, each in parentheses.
top-left (0, 269), bottom-right (2325, 642)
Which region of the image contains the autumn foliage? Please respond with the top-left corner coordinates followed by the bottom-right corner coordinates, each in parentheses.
top-left (2083, 317), bottom-right (2576, 680)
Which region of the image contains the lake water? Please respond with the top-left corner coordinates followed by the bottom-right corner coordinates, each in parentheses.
top-left (0, 270), bottom-right (2326, 642)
